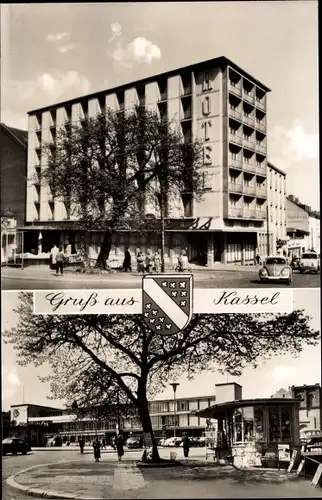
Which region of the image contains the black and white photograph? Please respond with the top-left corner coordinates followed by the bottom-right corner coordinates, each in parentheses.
top-left (2, 289), bottom-right (321, 498)
top-left (1, 1), bottom-right (319, 290)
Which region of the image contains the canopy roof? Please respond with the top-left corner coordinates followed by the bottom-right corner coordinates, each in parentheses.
top-left (194, 398), bottom-right (301, 419)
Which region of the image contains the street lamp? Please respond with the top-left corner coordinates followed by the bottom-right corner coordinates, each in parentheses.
top-left (170, 383), bottom-right (180, 438)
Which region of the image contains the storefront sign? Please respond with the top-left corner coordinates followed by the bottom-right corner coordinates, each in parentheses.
top-left (287, 450), bottom-right (298, 472)
top-left (278, 444), bottom-right (290, 461)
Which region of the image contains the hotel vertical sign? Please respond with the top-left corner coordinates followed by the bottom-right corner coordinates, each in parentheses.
top-left (201, 72), bottom-right (213, 168)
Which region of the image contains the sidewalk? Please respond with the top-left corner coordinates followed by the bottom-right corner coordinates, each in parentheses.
top-left (7, 456), bottom-right (320, 499)
top-left (2, 262), bottom-right (255, 281)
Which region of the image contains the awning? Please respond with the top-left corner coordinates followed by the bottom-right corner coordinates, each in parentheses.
top-left (194, 398), bottom-right (301, 419)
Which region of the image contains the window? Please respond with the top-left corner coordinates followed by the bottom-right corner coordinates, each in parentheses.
top-left (233, 409), bottom-right (243, 442)
top-left (178, 401), bottom-right (189, 411)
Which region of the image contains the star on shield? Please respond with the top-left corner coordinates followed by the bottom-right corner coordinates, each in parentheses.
top-left (142, 274), bottom-right (193, 335)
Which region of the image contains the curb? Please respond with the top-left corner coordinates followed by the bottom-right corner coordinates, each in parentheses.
top-left (6, 461), bottom-right (103, 500)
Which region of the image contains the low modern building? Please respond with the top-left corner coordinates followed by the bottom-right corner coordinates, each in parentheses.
top-left (23, 56), bottom-right (271, 266)
top-left (286, 195), bottom-right (320, 257)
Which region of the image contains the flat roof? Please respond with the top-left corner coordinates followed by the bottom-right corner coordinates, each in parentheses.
top-left (194, 398), bottom-right (301, 418)
top-left (11, 404), bottom-right (63, 410)
top-left (267, 161), bottom-right (286, 176)
top-left (28, 55), bottom-right (271, 115)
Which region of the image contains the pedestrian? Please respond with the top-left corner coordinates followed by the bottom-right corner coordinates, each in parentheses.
top-left (116, 432), bottom-right (124, 462)
top-left (102, 438), bottom-right (106, 449)
top-left (255, 254), bottom-right (261, 266)
top-left (50, 243), bottom-right (59, 270)
top-left (55, 246), bottom-right (66, 276)
top-left (137, 251), bottom-right (145, 273)
top-left (93, 437), bottom-right (101, 463)
top-left (146, 249), bottom-right (153, 273)
top-left (79, 437), bottom-right (85, 454)
top-left (154, 250), bottom-right (161, 273)
top-left (123, 247), bottom-right (132, 272)
top-left (178, 250), bottom-right (188, 272)
top-left (182, 433), bottom-right (190, 458)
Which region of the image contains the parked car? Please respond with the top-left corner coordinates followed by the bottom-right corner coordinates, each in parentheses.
top-left (2, 437), bottom-right (31, 456)
top-left (299, 252), bottom-right (320, 274)
top-left (126, 437), bottom-right (141, 449)
top-left (197, 436), bottom-right (206, 447)
top-left (164, 437), bottom-right (182, 447)
top-left (259, 256), bottom-right (292, 284)
top-left (290, 256), bottom-right (300, 270)
top-left (158, 438), bottom-right (166, 447)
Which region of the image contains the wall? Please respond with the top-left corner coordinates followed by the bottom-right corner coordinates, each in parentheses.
top-left (0, 125), bottom-right (27, 226)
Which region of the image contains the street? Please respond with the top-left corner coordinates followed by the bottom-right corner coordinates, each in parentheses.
top-left (1, 267), bottom-right (320, 290)
top-left (3, 448), bottom-right (321, 499)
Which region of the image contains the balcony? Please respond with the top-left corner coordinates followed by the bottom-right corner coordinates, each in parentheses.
top-left (256, 165), bottom-right (267, 176)
top-left (255, 143), bottom-right (267, 154)
top-left (229, 182), bottom-right (243, 194)
top-left (243, 184), bottom-right (256, 196)
top-left (158, 91), bottom-right (168, 102)
top-left (255, 209), bottom-right (266, 219)
top-left (244, 115), bottom-right (255, 127)
top-left (243, 139), bottom-right (255, 151)
top-left (228, 158), bottom-right (242, 170)
top-left (229, 133), bottom-right (242, 146)
top-left (243, 91), bottom-right (255, 104)
top-left (256, 98), bottom-right (265, 110)
top-left (256, 186), bottom-right (267, 198)
top-left (256, 121), bottom-right (266, 132)
top-left (243, 162), bottom-right (257, 174)
top-left (228, 207), bottom-right (244, 218)
top-left (229, 108), bottom-right (242, 121)
top-left (229, 81), bottom-right (242, 97)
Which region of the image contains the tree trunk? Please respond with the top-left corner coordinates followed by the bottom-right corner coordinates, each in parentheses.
top-left (138, 394), bottom-right (160, 462)
top-left (160, 184), bottom-right (165, 273)
top-left (95, 228), bottom-right (113, 269)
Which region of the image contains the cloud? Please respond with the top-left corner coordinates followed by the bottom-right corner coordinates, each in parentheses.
top-left (111, 36), bottom-right (161, 67)
top-left (2, 364), bottom-right (22, 401)
top-left (128, 37), bottom-right (162, 64)
top-left (108, 22), bottom-right (122, 43)
top-left (270, 120), bottom-right (319, 171)
top-left (58, 44), bottom-right (76, 54)
top-left (47, 32), bottom-right (70, 43)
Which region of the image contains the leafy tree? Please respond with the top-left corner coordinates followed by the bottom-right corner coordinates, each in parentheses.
top-left (4, 293), bottom-right (319, 462)
top-left (42, 107), bottom-right (205, 269)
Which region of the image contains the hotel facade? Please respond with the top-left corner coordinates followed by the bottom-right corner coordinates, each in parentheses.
top-left (25, 56), bottom-right (271, 266)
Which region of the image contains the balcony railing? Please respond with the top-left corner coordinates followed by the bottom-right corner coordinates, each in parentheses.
top-left (255, 143), bottom-right (267, 154)
top-left (256, 165), bottom-right (267, 176)
top-left (243, 91), bottom-right (255, 104)
top-left (255, 209), bottom-right (266, 219)
top-left (228, 208), bottom-right (267, 220)
top-left (229, 183), bottom-right (243, 194)
top-left (243, 185), bottom-right (256, 196)
top-left (228, 207), bottom-right (244, 218)
top-left (256, 186), bottom-right (267, 197)
top-left (244, 116), bottom-right (255, 127)
top-left (242, 162), bottom-right (257, 174)
top-left (158, 92), bottom-right (168, 102)
top-left (243, 139), bottom-right (255, 151)
top-left (228, 158), bottom-right (242, 170)
top-left (256, 99), bottom-right (265, 110)
top-left (256, 121), bottom-right (266, 132)
top-left (229, 133), bottom-right (242, 146)
top-left (229, 82), bottom-right (242, 97)
top-left (229, 108), bottom-right (242, 121)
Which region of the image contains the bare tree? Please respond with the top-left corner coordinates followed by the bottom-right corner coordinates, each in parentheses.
top-left (4, 293), bottom-right (319, 462)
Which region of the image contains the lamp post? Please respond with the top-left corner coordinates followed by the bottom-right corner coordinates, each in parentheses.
top-left (170, 383), bottom-right (179, 438)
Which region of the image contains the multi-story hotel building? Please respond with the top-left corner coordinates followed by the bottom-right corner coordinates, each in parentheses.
top-left (258, 162), bottom-right (287, 256)
top-left (25, 56), bottom-right (270, 266)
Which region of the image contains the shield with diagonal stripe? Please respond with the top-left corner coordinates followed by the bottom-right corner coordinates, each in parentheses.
top-left (142, 274), bottom-right (193, 335)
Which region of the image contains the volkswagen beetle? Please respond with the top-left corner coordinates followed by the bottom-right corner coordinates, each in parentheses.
top-left (259, 256), bottom-right (292, 285)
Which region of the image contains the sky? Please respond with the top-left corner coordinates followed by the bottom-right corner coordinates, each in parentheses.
top-left (0, 2), bottom-right (319, 210)
top-left (1, 289), bottom-right (320, 410)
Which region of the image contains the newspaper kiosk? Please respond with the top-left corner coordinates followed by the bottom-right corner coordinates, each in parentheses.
top-left (195, 398), bottom-right (301, 468)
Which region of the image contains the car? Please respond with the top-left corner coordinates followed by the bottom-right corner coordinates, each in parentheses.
top-left (164, 437), bottom-right (182, 447)
top-left (126, 437), bottom-right (141, 449)
top-left (158, 438), bottom-right (167, 447)
top-left (299, 252), bottom-right (320, 274)
top-left (290, 256), bottom-right (300, 270)
top-left (197, 436), bottom-right (206, 447)
top-left (2, 437), bottom-right (32, 456)
top-left (259, 256), bottom-right (292, 284)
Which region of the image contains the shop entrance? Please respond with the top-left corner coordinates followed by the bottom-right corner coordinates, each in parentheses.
top-left (188, 233), bottom-right (207, 265)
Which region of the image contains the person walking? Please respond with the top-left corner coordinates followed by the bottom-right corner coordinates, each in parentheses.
top-left (79, 437), bottom-right (85, 454)
top-left (93, 437), bottom-right (101, 463)
top-left (55, 246), bottom-right (66, 276)
top-left (182, 433), bottom-right (190, 458)
top-left (255, 254), bottom-right (261, 266)
top-left (116, 432), bottom-right (124, 462)
top-left (123, 247), bottom-right (132, 272)
top-left (178, 250), bottom-right (188, 272)
top-left (154, 250), bottom-right (161, 273)
top-left (146, 249), bottom-right (153, 274)
top-left (50, 244), bottom-right (59, 270)
top-left (137, 251), bottom-right (145, 273)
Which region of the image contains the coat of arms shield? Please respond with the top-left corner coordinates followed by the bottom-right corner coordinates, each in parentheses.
top-left (142, 274), bottom-right (193, 335)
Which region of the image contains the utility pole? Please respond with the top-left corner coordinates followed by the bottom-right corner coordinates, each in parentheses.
top-left (170, 383), bottom-right (179, 438)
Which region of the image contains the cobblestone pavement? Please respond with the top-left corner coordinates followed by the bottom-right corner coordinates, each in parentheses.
top-left (2, 266), bottom-right (319, 290)
top-left (4, 449), bottom-right (321, 499)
